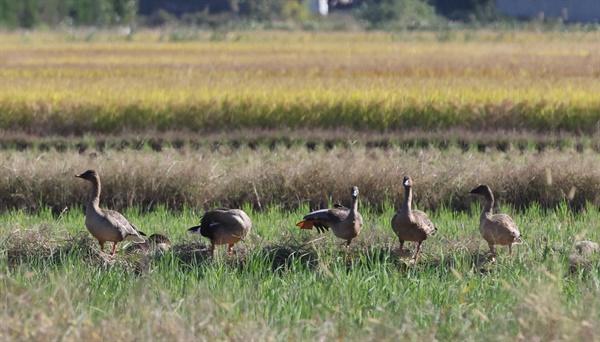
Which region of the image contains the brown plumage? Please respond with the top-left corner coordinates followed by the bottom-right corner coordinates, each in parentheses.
top-left (188, 208), bottom-right (252, 256)
top-left (76, 169), bottom-right (146, 257)
top-left (575, 240), bottom-right (599, 256)
top-left (391, 176), bottom-right (437, 264)
top-left (469, 185), bottom-right (521, 261)
top-left (296, 186), bottom-right (364, 247)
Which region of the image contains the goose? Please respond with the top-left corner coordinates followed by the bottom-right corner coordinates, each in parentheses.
top-left (296, 186), bottom-right (363, 247)
top-left (469, 185), bottom-right (521, 261)
top-left (188, 208), bottom-right (252, 256)
top-left (391, 176), bottom-right (437, 264)
top-left (76, 169), bottom-right (146, 257)
top-left (126, 233), bottom-right (172, 254)
top-left (575, 240), bottom-right (599, 256)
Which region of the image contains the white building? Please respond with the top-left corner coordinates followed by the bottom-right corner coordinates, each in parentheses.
top-left (309, 0), bottom-right (329, 16)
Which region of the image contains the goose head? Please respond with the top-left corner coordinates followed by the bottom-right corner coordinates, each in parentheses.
top-left (148, 233), bottom-right (171, 252)
top-left (469, 184), bottom-right (492, 197)
top-left (350, 186), bottom-right (359, 198)
top-left (403, 176), bottom-right (413, 188)
top-left (76, 169), bottom-right (99, 182)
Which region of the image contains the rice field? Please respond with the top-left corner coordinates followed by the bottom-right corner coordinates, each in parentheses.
top-left (1, 30), bottom-right (599, 134)
top-left (1, 29), bottom-right (600, 341)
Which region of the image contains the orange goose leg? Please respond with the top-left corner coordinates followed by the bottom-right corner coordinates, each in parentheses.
top-left (110, 242), bottom-right (118, 257)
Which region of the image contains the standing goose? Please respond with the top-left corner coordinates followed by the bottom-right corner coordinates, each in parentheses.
top-left (188, 208), bottom-right (252, 256)
top-left (391, 176), bottom-right (437, 264)
top-left (296, 186), bottom-right (364, 247)
top-left (76, 170), bottom-right (146, 257)
top-left (469, 185), bottom-right (520, 261)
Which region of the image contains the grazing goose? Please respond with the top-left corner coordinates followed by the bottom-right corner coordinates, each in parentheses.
top-left (391, 176), bottom-right (437, 264)
top-left (76, 170), bottom-right (146, 257)
top-left (575, 240), bottom-right (599, 256)
top-left (126, 233), bottom-right (172, 254)
top-left (469, 185), bottom-right (521, 261)
top-left (188, 208), bottom-right (252, 256)
top-left (296, 186), bottom-right (364, 247)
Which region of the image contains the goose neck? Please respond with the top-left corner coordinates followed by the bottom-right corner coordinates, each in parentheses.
top-left (402, 186), bottom-right (412, 213)
top-left (481, 196), bottom-right (494, 218)
top-left (350, 195), bottom-right (359, 214)
top-left (88, 178), bottom-right (101, 211)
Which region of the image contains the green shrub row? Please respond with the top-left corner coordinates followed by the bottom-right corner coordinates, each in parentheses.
top-left (1, 99), bottom-right (599, 135)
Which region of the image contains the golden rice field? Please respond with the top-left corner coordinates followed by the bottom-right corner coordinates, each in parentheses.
top-left (0, 30), bottom-right (599, 134)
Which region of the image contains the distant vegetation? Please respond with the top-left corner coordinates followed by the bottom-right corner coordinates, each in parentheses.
top-left (0, 0), bottom-right (589, 31)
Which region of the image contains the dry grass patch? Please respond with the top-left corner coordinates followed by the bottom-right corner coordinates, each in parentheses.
top-left (1, 146), bottom-right (599, 213)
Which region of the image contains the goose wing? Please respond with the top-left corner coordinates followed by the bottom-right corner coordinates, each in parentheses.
top-left (412, 210), bottom-right (437, 236)
top-left (297, 207), bottom-right (348, 233)
top-left (189, 209), bottom-right (227, 239)
top-left (103, 209), bottom-right (146, 242)
top-left (490, 213), bottom-right (520, 238)
top-left (189, 208), bottom-right (251, 240)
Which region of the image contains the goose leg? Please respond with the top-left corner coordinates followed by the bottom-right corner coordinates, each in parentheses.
top-left (488, 243), bottom-right (496, 262)
top-left (110, 242), bottom-right (118, 257)
top-left (228, 244), bottom-right (234, 254)
top-left (398, 240), bottom-right (405, 257)
top-left (509, 244), bottom-right (513, 258)
top-left (410, 241), bottom-right (423, 265)
top-left (98, 241), bottom-right (105, 253)
top-left (210, 243), bottom-right (216, 257)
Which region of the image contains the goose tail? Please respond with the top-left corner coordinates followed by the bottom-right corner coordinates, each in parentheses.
top-left (296, 221), bottom-right (314, 230)
top-left (125, 234), bottom-right (146, 243)
top-left (188, 225), bottom-right (202, 234)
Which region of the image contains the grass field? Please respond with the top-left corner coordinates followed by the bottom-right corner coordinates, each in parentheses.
top-left (1, 29), bottom-right (599, 341)
top-left (1, 201), bottom-right (599, 341)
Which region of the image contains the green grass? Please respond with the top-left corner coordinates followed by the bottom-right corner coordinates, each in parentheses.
top-left (1, 203), bottom-right (598, 340)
